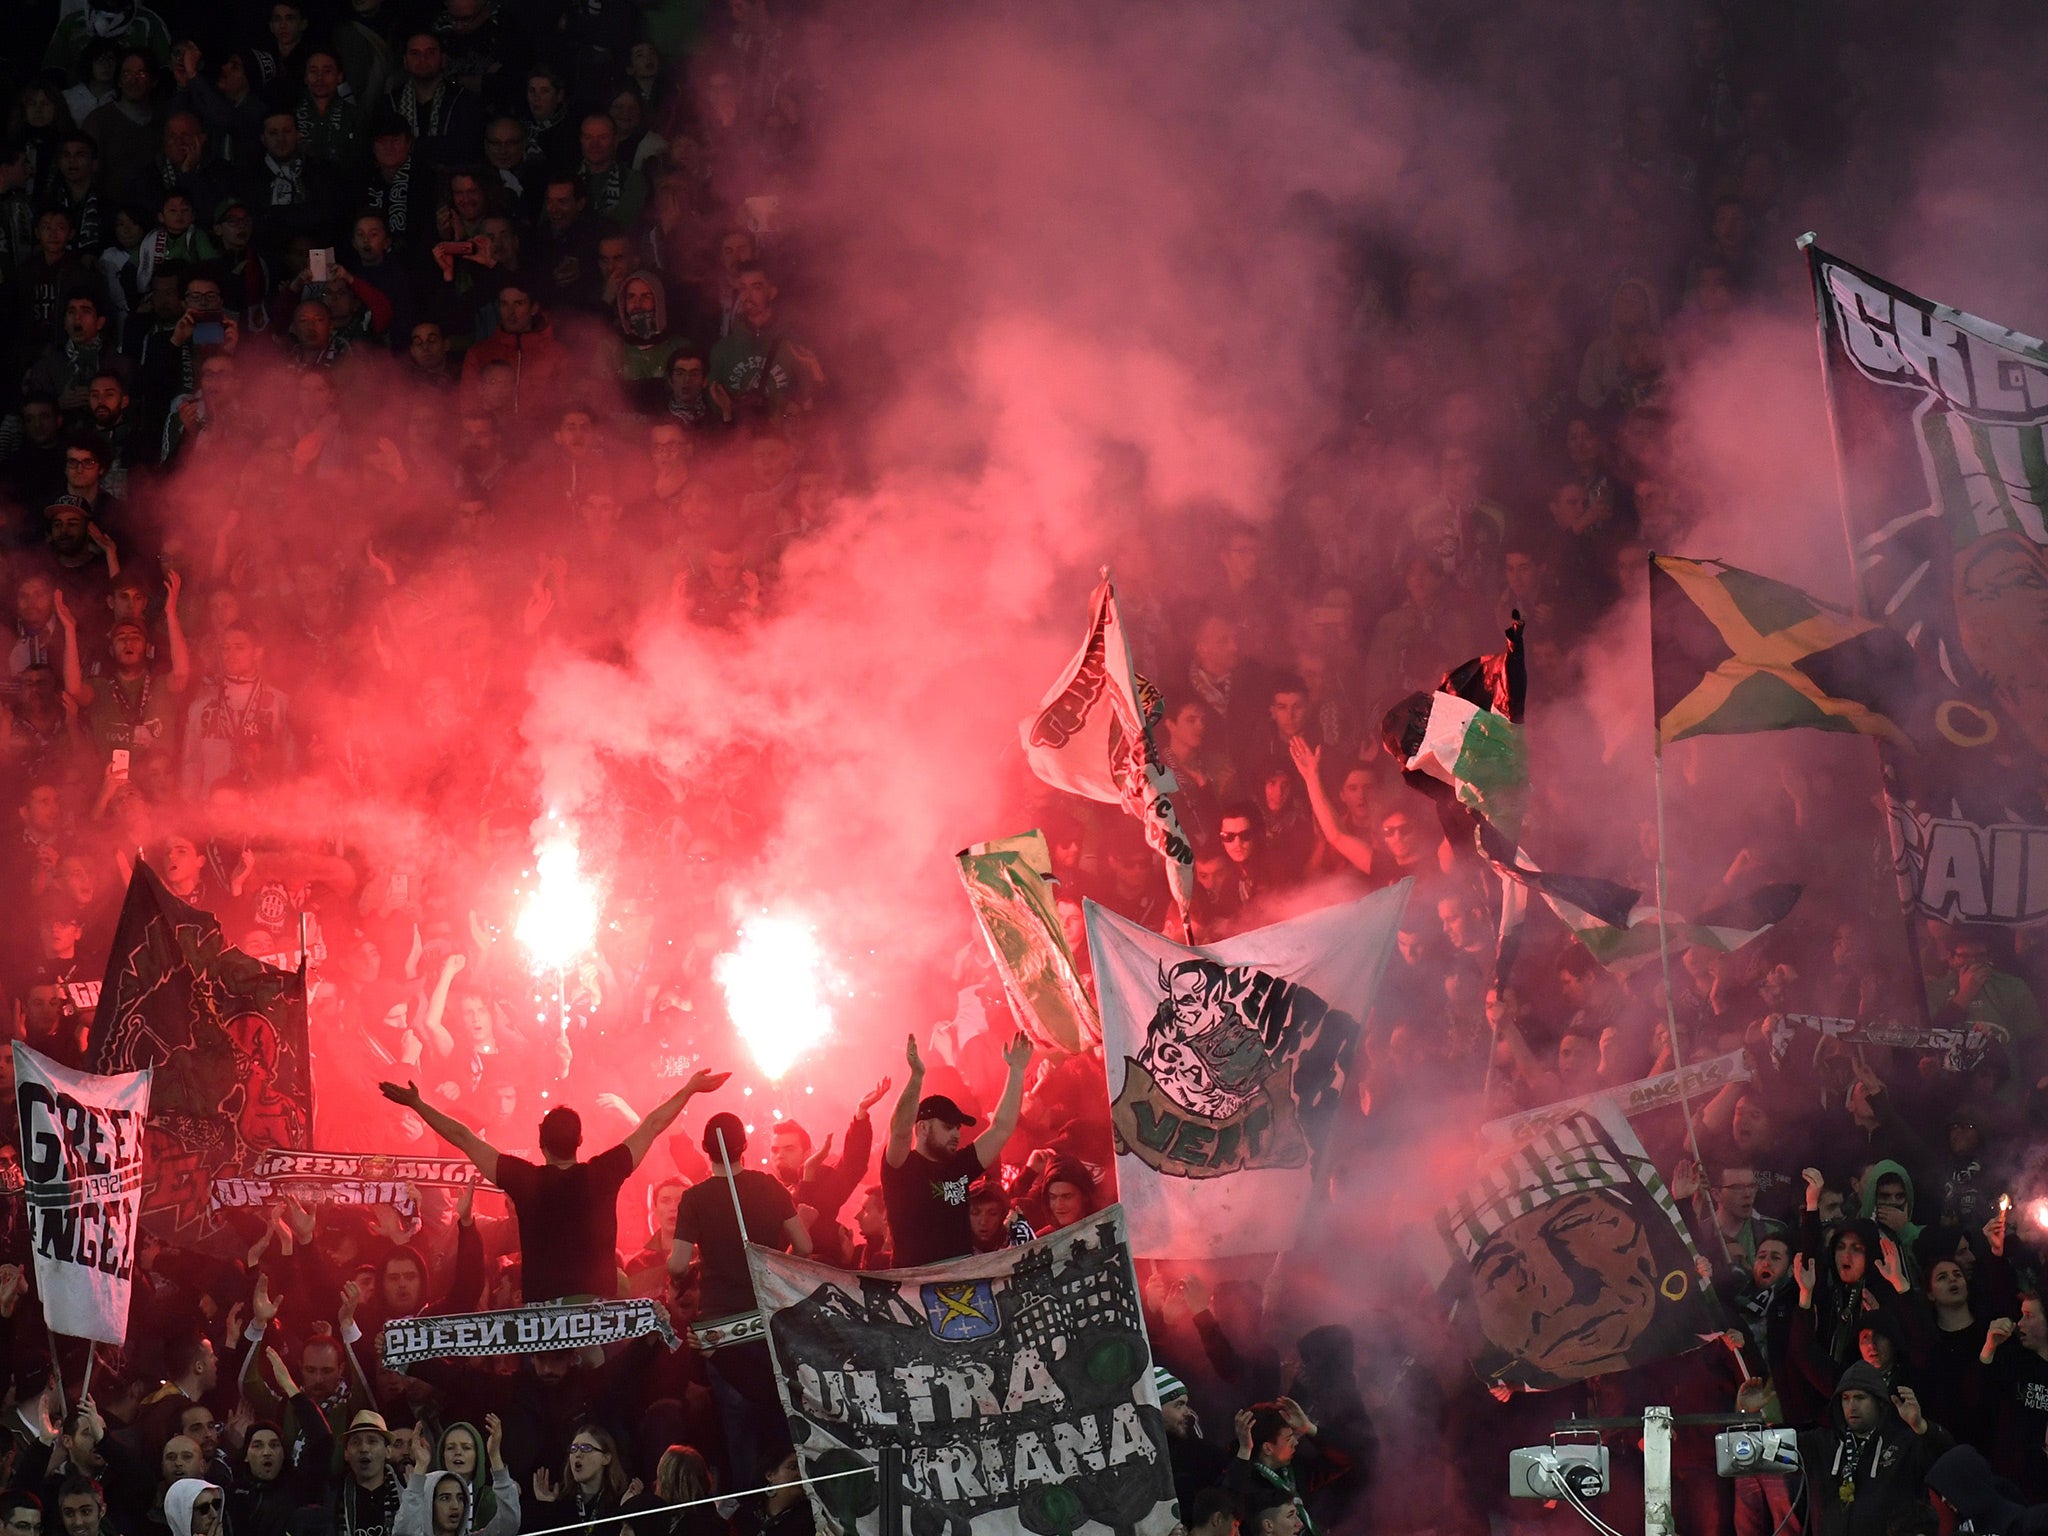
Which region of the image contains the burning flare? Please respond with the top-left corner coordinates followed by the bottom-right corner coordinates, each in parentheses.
top-left (716, 913), bottom-right (836, 1081)
top-left (516, 833), bottom-right (601, 975)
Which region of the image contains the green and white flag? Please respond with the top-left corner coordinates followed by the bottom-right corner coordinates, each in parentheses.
top-left (957, 830), bottom-right (1100, 1056)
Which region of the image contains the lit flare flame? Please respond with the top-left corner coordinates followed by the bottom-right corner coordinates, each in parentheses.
top-left (2030, 1197), bottom-right (2048, 1233)
top-left (516, 835), bottom-right (601, 975)
top-left (715, 913), bottom-right (836, 1081)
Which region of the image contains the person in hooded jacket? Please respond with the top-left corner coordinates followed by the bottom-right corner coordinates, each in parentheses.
top-left (163, 1479), bottom-right (226, 1536)
top-left (412, 1417), bottom-right (518, 1536)
top-left (230, 1346), bottom-right (335, 1536)
top-left (610, 270), bottom-right (679, 409)
top-left (395, 1465), bottom-right (517, 1536)
top-left (1795, 1361), bottom-right (1949, 1536)
top-left (1282, 1325), bottom-right (1376, 1530)
top-left (1865, 1158), bottom-right (1930, 1288)
top-left (1928, 1444), bottom-right (2048, 1536)
top-left (1791, 1216), bottom-right (1925, 1400)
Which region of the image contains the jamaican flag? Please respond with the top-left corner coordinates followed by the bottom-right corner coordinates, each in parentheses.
top-left (1650, 555), bottom-right (1918, 745)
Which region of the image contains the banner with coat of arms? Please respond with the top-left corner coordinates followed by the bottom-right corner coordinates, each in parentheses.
top-left (1088, 886), bottom-right (1407, 1259)
top-left (745, 1204), bottom-right (1177, 1536)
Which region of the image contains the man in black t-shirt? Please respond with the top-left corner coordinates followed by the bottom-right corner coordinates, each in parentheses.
top-left (670, 1111), bottom-right (812, 1318)
top-left (670, 1112), bottom-right (812, 1492)
top-left (881, 1031), bottom-right (1031, 1267)
top-left (379, 1067), bottom-right (729, 1300)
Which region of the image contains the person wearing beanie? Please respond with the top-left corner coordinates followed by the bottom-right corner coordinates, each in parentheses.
top-left (1793, 1360), bottom-right (1949, 1536)
top-left (1156, 1364), bottom-right (1229, 1512)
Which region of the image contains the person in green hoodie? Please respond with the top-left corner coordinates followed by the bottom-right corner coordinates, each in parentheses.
top-left (1862, 1158), bottom-right (1927, 1288)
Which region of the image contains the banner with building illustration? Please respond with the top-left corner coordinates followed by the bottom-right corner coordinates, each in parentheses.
top-left (746, 1204), bottom-right (1176, 1536)
top-left (1435, 1100), bottom-right (1721, 1391)
top-left (1806, 242), bottom-right (2048, 925)
top-left (1088, 884), bottom-right (1407, 1259)
top-left (957, 831), bottom-right (1101, 1056)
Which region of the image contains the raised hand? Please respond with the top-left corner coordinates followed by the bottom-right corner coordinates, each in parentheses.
top-left (378, 1080), bottom-right (424, 1110)
top-left (1233, 1409), bottom-right (1254, 1458)
top-left (338, 1279), bottom-right (362, 1330)
top-left (252, 1271), bottom-right (280, 1327)
top-left (1287, 732), bottom-right (1320, 779)
top-left (1001, 1031), bottom-right (1032, 1073)
top-left (1793, 1254), bottom-right (1816, 1308)
top-left (532, 1469), bottom-right (559, 1503)
top-left (1671, 1158), bottom-right (1701, 1202)
top-left (1892, 1385), bottom-right (1925, 1434)
top-left (265, 1346), bottom-right (298, 1398)
top-left (684, 1069), bottom-right (731, 1096)
top-left (485, 1414), bottom-right (503, 1470)
top-left (1877, 1235), bottom-right (1909, 1293)
top-left (905, 1034), bottom-right (923, 1074)
top-left (857, 1078), bottom-right (893, 1116)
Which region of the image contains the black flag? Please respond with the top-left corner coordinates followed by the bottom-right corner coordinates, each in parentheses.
top-left (89, 861), bottom-right (313, 1245)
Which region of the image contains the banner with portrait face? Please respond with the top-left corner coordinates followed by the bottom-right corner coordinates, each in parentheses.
top-left (1436, 1100), bottom-right (1720, 1390)
top-left (1088, 885), bottom-right (1407, 1259)
top-left (1808, 244), bottom-right (2048, 926)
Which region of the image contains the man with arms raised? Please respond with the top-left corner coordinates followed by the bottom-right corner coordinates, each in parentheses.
top-left (380, 1068), bottom-right (728, 1299)
top-left (880, 1031), bottom-right (1030, 1266)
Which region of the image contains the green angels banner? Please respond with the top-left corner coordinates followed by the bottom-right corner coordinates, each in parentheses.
top-left (957, 831), bottom-right (1100, 1055)
top-left (746, 1203), bottom-right (1176, 1536)
top-left (1807, 241), bottom-right (2048, 924)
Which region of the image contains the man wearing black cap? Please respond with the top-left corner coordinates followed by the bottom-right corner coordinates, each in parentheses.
top-left (881, 1031), bottom-right (1031, 1266)
top-left (379, 1066), bottom-right (728, 1300)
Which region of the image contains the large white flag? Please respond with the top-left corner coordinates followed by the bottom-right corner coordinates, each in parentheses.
top-left (1018, 580), bottom-right (1193, 912)
top-left (13, 1043), bottom-right (153, 1343)
top-left (1088, 885), bottom-right (1408, 1258)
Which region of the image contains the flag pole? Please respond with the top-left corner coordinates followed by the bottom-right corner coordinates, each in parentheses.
top-left (714, 1128), bottom-right (752, 1244)
top-left (1797, 231), bottom-right (1935, 1029)
top-left (1648, 551), bottom-right (1709, 1179)
top-left (47, 1328), bottom-right (70, 1417)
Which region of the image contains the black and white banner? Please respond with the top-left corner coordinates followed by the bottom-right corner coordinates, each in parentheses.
top-left (379, 1298), bottom-right (679, 1371)
top-left (13, 1042), bottom-right (153, 1343)
top-left (747, 1203), bottom-right (1177, 1536)
top-left (1808, 243), bottom-right (2048, 924)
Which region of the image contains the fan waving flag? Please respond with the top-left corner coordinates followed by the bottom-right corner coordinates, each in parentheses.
top-left (1020, 580), bottom-right (1193, 914)
top-left (1650, 556), bottom-right (1917, 745)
